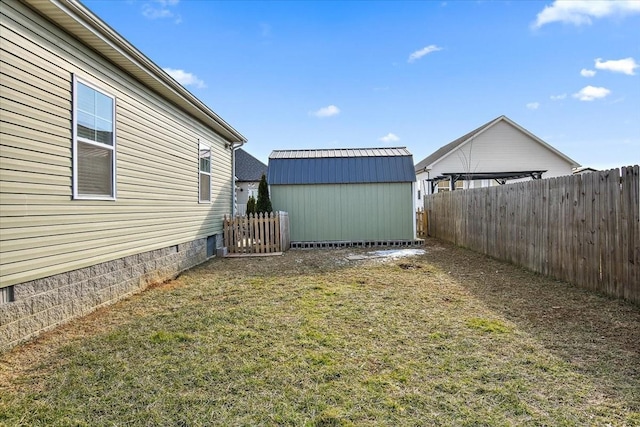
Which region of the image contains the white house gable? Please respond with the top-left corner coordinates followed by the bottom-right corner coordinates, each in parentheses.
top-left (416, 116), bottom-right (579, 201)
top-left (431, 120), bottom-right (573, 178)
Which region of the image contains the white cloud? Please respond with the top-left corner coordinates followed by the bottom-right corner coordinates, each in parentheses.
top-left (572, 85), bottom-right (611, 101)
top-left (163, 68), bottom-right (206, 88)
top-left (142, 0), bottom-right (181, 22)
top-left (550, 93), bottom-right (567, 100)
top-left (408, 45), bottom-right (443, 63)
top-left (311, 105), bottom-right (340, 118)
top-left (379, 133), bottom-right (400, 143)
top-left (595, 57), bottom-right (639, 75)
top-left (533, 0), bottom-right (640, 28)
top-left (580, 68), bottom-right (596, 77)
top-left (526, 102), bottom-right (540, 110)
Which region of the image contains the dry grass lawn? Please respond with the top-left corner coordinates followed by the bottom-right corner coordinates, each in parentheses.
top-left (1, 238), bottom-right (639, 426)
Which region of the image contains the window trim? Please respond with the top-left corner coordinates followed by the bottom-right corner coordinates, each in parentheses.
top-left (436, 179), bottom-right (464, 192)
top-left (199, 141), bottom-right (212, 203)
top-left (72, 74), bottom-right (117, 200)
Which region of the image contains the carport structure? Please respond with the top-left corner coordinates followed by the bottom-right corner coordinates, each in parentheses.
top-left (427, 170), bottom-right (546, 192)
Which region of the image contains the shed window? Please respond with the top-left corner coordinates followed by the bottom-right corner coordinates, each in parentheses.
top-left (73, 76), bottom-right (116, 199)
top-left (199, 143), bottom-right (212, 202)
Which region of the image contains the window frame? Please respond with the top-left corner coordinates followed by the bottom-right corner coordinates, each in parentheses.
top-left (437, 179), bottom-right (464, 192)
top-left (72, 75), bottom-right (117, 200)
top-left (199, 141), bottom-right (212, 203)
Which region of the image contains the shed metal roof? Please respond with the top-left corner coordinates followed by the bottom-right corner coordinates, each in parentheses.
top-left (270, 147), bottom-right (411, 159)
top-left (268, 147), bottom-right (416, 185)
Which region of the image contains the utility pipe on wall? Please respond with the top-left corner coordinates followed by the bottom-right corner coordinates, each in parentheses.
top-left (230, 140), bottom-right (246, 216)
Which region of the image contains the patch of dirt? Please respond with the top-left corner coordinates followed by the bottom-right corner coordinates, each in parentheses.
top-left (397, 262), bottom-right (422, 270)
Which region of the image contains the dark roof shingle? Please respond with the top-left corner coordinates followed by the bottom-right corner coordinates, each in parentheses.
top-left (235, 149), bottom-right (267, 182)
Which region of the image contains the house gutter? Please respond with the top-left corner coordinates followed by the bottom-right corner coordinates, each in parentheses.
top-left (231, 141), bottom-right (246, 216)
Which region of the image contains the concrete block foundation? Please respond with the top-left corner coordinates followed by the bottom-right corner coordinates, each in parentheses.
top-left (0, 236), bottom-right (218, 352)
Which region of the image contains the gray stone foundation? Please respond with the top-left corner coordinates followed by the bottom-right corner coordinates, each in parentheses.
top-left (0, 236), bottom-right (218, 352)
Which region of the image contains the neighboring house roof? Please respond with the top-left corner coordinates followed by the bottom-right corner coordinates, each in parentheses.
top-left (573, 166), bottom-right (598, 174)
top-left (23, 0), bottom-right (246, 143)
top-left (235, 149), bottom-right (267, 182)
top-left (415, 115), bottom-right (579, 172)
top-left (268, 147), bottom-right (416, 185)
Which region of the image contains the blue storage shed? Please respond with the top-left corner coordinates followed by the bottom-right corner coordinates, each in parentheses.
top-left (268, 148), bottom-right (418, 246)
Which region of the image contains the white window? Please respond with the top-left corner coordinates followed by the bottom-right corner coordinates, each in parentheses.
top-left (73, 76), bottom-right (116, 199)
top-left (437, 180), bottom-right (463, 192)
top-left (199, 143), bottom-right (212, 202)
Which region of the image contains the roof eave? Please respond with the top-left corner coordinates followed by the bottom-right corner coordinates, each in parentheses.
top-left (24, 0), bottom-right (246, 143)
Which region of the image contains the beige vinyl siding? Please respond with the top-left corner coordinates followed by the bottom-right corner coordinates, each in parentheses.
top-left (0, 1), bottom-right (234, 286)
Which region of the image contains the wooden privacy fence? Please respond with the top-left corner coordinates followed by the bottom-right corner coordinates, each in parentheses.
top-left (416, 208), bottom-right (428, 238)
top-left (223, 212), bottom-right (290, 255)
top-left (423, 166), bottom-right (640, 305)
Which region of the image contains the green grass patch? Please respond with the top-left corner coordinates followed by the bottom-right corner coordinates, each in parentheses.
top-left (466, 317), bottom-right (511, 334)
top-left (1, 243), bottom-right (639, 426)
top-left (149, 330), bottom-right (194, 343)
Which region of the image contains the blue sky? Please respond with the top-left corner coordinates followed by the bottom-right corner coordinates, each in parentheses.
top-left (84, 0), bottom-right (639, 169)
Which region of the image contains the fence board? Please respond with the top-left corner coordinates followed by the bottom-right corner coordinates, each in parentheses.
top-left (598, 171), bottom-right (607, 291)
top-left (423, 166), bottom-right (640, 305)
top-left (575, 174), bottom-right (585, 290)
top-left (279, 212), bottom-right (290, 250)
top-left (564, 176), bottom-right (573, 284)
top-left (608, 169), bottom-right (620, 296)
top-left (621, 168), bottom-right (630, 294)
top-left (416, 208), bottom-right (428, 238)
top-left (626, 165), bottom-right (640, 301)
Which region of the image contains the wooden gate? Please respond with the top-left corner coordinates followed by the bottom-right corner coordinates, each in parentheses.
top-left (223, 212), bottom-right (290, 255)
